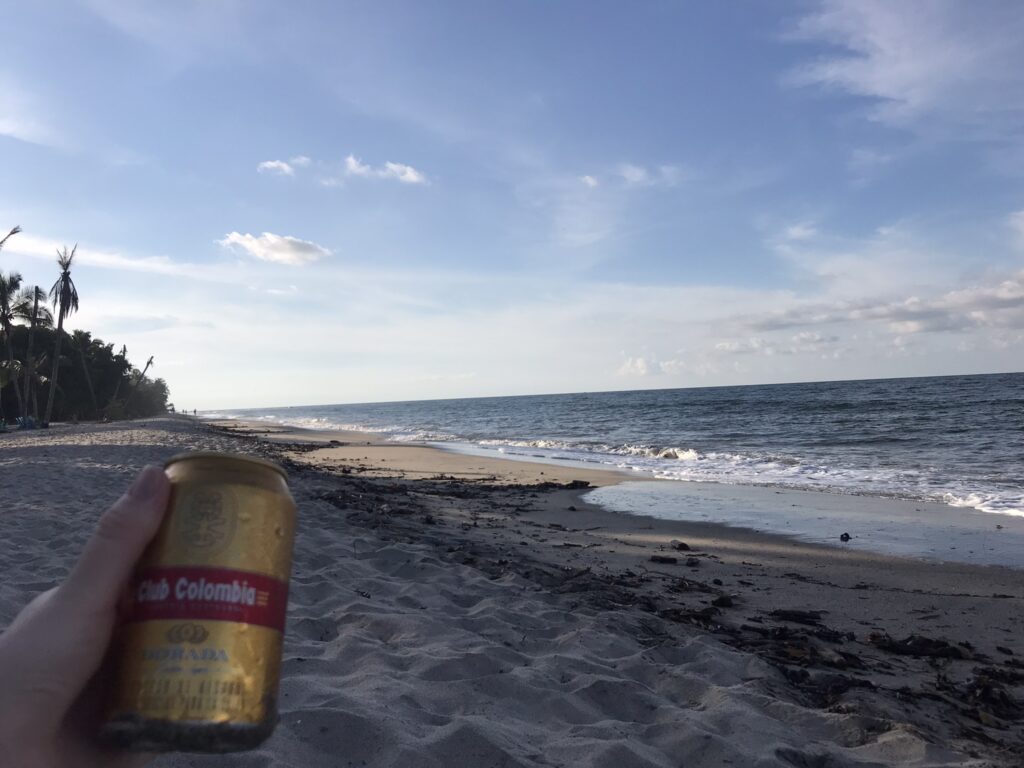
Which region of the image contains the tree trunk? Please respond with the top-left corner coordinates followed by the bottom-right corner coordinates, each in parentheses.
top-left (43, 319), bottom-right (65, 426)
top-left (21, 292), bottom-right (38, 422)
top-left (2, 320), bottom-right (23, 417)
top-left (124, 356), bottom-right (154, 410)
top-left (78, 343), bottom-right (99, 419)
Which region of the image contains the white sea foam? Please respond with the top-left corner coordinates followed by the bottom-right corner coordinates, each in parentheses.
top-left (201, 409), bottom-right (1021, 518)
top-left (945, 492), bottom-right (1024, 517)
top-left (199, 412), bottom-right (457, 443)
top-left (468, 438), bottom-right (1024, 518)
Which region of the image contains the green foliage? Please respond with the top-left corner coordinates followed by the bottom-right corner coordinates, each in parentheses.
top-left (0, 324), bottom-right (171, 422)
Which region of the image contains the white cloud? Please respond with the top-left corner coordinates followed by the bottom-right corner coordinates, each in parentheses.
top-left (218, 232), bottom-right (331, 265)
top-left (580, 175), bottom-right (599, 188)
top-left (748, 271), bottom-right (1024, 336)
top-left (290, 155), bottom-right (311, 167)
top-left (617, 356), bottom-right (654, 376)
top-left (345, 154), bottom-right (427, 184)
top-left (257, 160), bottom-right (295, 176)
top-left (616, 163), bottom-right (682, 188)
top-left (381, 161), bottom-right (426, 184)
top-left (618, 163), bottom-right (650, 187)
top-left (344, 154), bottom-right (372, 177)
top-left (788, 1), bottom-right (1024, 144)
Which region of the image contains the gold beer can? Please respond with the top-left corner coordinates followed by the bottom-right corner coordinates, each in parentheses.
top-left (100, 452), bottom-right (297, 752)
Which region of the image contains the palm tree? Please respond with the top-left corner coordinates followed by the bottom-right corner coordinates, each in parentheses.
top-left (0, 270), bottom-right (26, 417)
top-left (0, 360), bottom-right (22, 423)
top-left (106, 344), bottom-right (128, 411)
top-left (43, 246), bottom-right (79, 426)
top-left (16, 286), bottom-right (51, 422)
top-left (71, 330), bottom-right (99, 418)
top-left (0, 225), bottom-right (21, 255)
top-left (124, 355), bottom-right (154, 409)
top-left (22, 352), bottom-right (53, 421)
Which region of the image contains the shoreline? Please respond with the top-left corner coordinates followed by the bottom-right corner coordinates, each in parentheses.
top-left (205, 417), bottom-right (1024, 569)
top-left (2, 417), bottom-right (1022, 765)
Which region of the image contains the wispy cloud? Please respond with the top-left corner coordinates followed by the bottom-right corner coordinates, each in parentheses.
top-left (1010, 210), bottom-right (1024, 249)
top-left (782, 223), bottom-right (817, 242)
top-left (84, 0), bottom-right (246, 68)
top-left (344, 154), bottom-right (427, 184)
top-left (787, 1), bottom-right (1024, 145)
top-left (847, 147), bottom-right (893, 184)
top-left (747, 271), bottom-right (1024, 335)
top-left (92, 314), bottom-right (215, 334)
top-left (0, 72), bottom-right (62, 147)
top-left (8, 233), bottom-right (208, 277)
top-left (616, 163), bottom-right (682, 188)
top-left (714, 332), bottom-right (842, 357)
top-left (218, 232), bottom-right (331, 265)
top-left (580, 175), bottom-right (599, 188)
top-left (515, 174), bottom-right (617, 250)
top-left (769, 221), bottom-right (960, 299)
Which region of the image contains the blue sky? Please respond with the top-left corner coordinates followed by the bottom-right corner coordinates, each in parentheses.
top-left (2, 0), bottom-right (1023, 409)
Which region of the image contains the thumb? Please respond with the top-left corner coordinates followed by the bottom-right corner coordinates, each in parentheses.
top-left (61, 465), bottom-right (171, 616)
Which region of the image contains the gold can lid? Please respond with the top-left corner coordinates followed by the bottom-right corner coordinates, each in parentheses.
top-left (164, 450), bottom-right (288, 480)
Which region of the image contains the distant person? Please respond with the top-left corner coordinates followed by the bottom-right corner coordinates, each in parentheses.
top-left (0, 466), bottom-right (170, 767)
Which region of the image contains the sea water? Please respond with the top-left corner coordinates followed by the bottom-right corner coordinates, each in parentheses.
top-left (203, 373), bottom-right (1024, 564)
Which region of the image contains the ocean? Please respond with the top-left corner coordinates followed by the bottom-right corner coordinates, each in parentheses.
top-left (204, 372), bottom-right (1022, 517)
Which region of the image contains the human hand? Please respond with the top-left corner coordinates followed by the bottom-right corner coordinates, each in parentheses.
top-left (0, 466), bottom-right (171, 768)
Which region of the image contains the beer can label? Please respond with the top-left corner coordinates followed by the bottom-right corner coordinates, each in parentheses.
top-left (129, 567), bottom-right (288, 630)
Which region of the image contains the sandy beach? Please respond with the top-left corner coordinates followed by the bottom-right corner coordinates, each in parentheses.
top-left (1, 417), bottom-right (1022, 766)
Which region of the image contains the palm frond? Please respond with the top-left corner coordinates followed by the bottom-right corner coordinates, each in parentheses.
top-left (15, 287), bottom-right (53, 327)
top-left (0, 271), bottom-right (24, 317)
top-left (0, 226), bottom-right (21, 252)
top-left (50, 245), bottom-right (80, 323)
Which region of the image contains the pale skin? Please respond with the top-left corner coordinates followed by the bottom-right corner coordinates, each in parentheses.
top-left (0, 466), bottom-right (171, 768)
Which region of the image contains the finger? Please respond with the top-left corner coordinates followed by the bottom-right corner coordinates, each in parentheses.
top-left (61, 466), bottom-right (171, 616)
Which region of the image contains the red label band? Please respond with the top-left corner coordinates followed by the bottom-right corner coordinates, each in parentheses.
top-left (125, 566), bottom-right (288, 632)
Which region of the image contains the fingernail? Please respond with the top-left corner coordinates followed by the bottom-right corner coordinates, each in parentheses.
top-left (128, 465), bottom-right (166, 501)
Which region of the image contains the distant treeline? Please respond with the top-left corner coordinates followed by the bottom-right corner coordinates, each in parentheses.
top-left (0, 324), bottom-right (170, 424)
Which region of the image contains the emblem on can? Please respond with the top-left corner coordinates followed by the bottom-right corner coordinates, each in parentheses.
top-left (173, 487), bottom-right (238, 554)
top-left (166, 623), bottom-right (209, 644)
